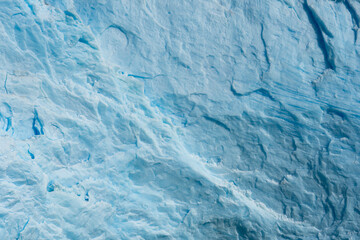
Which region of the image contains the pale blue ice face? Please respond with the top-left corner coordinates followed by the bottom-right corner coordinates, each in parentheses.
top-left (0, 0), bottom-right (360, 239)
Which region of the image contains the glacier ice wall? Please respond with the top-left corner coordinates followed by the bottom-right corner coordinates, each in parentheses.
top-left (0, 0), bottom-right (360, 239)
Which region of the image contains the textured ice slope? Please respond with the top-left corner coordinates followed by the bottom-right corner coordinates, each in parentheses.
top-left (1, 0), bottom-right (360, 239)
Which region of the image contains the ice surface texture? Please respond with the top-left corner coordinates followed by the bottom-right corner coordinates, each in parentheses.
top-left (0, 0), bottom-right (360, 239)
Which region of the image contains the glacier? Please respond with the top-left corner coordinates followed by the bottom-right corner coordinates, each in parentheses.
top-left (0, 0), bottom-right (360, 239)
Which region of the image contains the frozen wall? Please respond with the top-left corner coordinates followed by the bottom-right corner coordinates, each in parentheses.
top-left (0, 0), bottom-right (360, 239)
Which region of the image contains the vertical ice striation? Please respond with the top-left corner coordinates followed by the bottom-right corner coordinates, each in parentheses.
top-left (0, 0), bottom-right (360, 239)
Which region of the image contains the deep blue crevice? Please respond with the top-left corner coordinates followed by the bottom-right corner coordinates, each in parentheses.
top-left (16, 218), bottom-right (29, 240)
top-left (28, 149), bottom-right (35, 159)
top-left (4, 73), bottom-right (8, 94)
top-left (260, 24), bottom-right (271, 70)
top-left (230, 85), bottom-right (277, 103)
top-left (47, 181), bottom-right (55, 192)
top-left (128, 74), bottom-right (153, 79)
top-left (344, 0), bottom-right (360, 43)
top-left (344, 0), bottom-right (360, 27)
top-left (64, 10), bottom-right (79, 21)
top-left (303, 0), bottom-right (335, 70)
top-left (326, 106), bottom-right (348, 121)
top-left (32, 109), bottom-right (44, 136)
top-left (254, 88), bottom-right (276, 101)
top-left (84, 191), bottom-right (89, 201)
top-left (203, 115), bottom-right (231, 132)
top-left (6, 117), bottom-right (11, 131)
top-left (78, 36), bottom-right (97, 49)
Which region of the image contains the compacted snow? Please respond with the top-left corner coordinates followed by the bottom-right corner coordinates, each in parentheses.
top-left (0, 0), bottom-right (360, 239)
